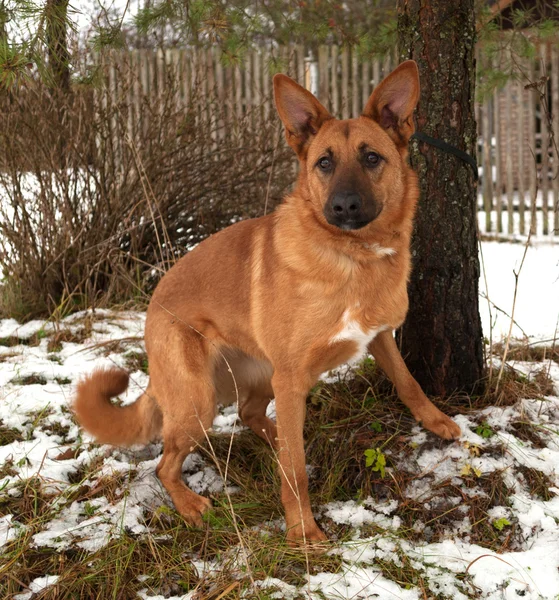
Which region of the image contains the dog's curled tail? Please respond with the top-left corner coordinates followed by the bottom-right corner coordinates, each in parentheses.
top-left (74, 368), bottom-right (162, 446)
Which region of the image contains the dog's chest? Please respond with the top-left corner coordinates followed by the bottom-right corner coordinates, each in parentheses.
top-left (329, 309), bottom-right (388, 362)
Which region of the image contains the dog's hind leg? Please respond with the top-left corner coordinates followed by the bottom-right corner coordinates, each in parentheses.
top-left (240, 391), bottom-right (277, 448)
top-left (156, 427), bottom-right (213, 526)
top-left (149, 330), bottom-right (217, 527)
top-left (214, 349), bottom-right (277, 447)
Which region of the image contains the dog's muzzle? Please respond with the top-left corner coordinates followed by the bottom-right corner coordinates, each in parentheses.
top-left (324, 191), bottom-right (379, 231)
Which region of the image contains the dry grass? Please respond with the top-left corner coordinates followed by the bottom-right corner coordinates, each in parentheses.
top-left (46, 326), bottom-right (93, 353)
top-left (0, 54), bottom-right (295, 323)
top-left (0, 360), bottom-right (410, 598)
top-left (518, 466), bottom-right (557, 502)
top-left (1, 332), bottom-right (558, 598)
top-left (493, 341), bottom-right (559, 364)
top-left (0, 463), bottom-right (343, 599)
top-left (9, 373), bottom-right (49, 386)
top-left (0, 422), bottom-right (25, 445)
top-left (477, 363), bottom-right (556, 408)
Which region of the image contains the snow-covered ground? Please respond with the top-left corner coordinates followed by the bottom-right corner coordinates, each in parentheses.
top-left (0, 239), bottom-right (558, 599)
top-left (479, 240), bottom-right (559, 341)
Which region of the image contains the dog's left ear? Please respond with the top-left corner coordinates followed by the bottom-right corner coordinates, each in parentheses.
top-left (273, 74), bottom-right (332, 156)
top-left (362, 60), bottom-right (420, 148)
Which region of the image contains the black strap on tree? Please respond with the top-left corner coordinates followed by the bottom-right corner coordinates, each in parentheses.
top-left (411, 131), bottom-right (479, 182)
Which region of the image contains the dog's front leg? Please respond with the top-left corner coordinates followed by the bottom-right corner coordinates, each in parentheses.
top-left (368, 330), bottom-right (461, 440)
top-left (272, 373), bottom-right (327, 545)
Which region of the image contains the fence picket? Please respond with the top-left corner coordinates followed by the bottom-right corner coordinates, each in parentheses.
top-left (373, 58), bottom-right (380, 90)
top-left (482, 102), bottom-right (492, 233)
top-left (527, 58), bottom-right (538, 235)
top-left (318, 46), bottom-right (329, 105)
top-left (517, 74), bottom-right (526, 235)
top-left (254, 49), bottom-right (262, 122)
top-left (132, 50), bottom-right (142, 142)
top-left (331, 45), bottom-right (339, 117)
top-left (109, 52), bottom-right (121, 166)
top-left (215, 48), bottom-right (224, 142)
top-left (234, 60), bottom-right (242, 129)
top-left (494, 87), bottom-right (502, 233)
top-left (552, 45), bottom-right (559, 235)
top-left (263, 49), bottom-right (271, 123)
top-left (540, 44), bottom-right (550, 235)
top-left (341, 46), bottom-right (349, 119)
top-left (297, 44), bottom-right (305, 86)
top-left (505, 83), bottom-right (514, 235)
top-left (97, 43), bottom-right (558, 237)
top-left (362, 60), bottom-right (370, 108)
top-left (181, 49), bottom-right (190, 109)
top-left (352, 50), bottom-right (359, 117)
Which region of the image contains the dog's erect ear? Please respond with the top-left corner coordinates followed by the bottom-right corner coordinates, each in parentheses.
top-left (273, 74), bottom-right (332, 155)
top-left (362, 60), bottom-right (420, 148)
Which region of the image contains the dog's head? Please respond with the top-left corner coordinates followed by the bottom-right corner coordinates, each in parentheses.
top-left (273, 62), bottom-right (419, 233)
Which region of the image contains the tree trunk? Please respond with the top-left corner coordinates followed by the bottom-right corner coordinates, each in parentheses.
top-left (397, 0), bottom-right (484, 397)
top-left (0, 2), bottom-right (7, 45)
top-left (46, 0), bottom-right (70, 92)
top-left (45, 0), bottom-right (71, 169)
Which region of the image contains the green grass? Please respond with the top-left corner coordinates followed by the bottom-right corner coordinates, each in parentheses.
top-left (124, 350), bottom-right (150, 374)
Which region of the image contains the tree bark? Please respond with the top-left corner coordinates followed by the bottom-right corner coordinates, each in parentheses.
top-left (0, 2), bottom-right (7, 45)
top-left (46, 0), bottom-right (70, 92)
top-left (397, 0), bottom-right (484, 397)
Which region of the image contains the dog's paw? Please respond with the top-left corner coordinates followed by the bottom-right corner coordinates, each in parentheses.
top-left (176, 494), bottom-right (212, 528)
top-left (420, 409), bottom-right (461, 440)
top-left (286, 521), bottom-right (329, 550)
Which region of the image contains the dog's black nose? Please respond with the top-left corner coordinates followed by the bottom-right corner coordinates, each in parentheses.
top-left (332, 192), bottom-right (362, 218)
top-left (326, 191), bottom-right (372, 230)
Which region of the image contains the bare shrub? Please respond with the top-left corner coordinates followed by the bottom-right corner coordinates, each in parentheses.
top-left (0, 50), bottom-right (294, 320)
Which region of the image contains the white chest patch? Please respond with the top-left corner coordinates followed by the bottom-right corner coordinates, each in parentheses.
top-left (330, 310), bottom-right (388, 363)
top-left (363, 243), bottom-right (396, 257)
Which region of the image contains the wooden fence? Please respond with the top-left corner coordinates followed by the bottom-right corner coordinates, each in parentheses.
top-left (477, 43), bottom-right (559, 237)
top-left (99, 42), bottom-right (559, 237)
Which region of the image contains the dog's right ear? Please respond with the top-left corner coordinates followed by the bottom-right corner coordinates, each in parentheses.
top-left (362, 61), bottom-right (420, 149)
top-left (273, 74), bottom-right (332, 156)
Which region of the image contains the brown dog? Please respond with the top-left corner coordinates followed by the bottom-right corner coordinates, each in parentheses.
top-left (75, 61), bottom-right (461, 544)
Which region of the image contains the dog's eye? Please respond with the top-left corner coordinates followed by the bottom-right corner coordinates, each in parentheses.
top-left (318, 156), bottom-right (332, 171)
top-left (366, 152), bottom-right (380, 167)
